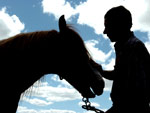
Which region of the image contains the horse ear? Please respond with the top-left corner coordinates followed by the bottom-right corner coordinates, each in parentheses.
top-left (59, 15), bottom-right (67, 32)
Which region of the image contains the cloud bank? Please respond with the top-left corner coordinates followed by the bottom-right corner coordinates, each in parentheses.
top-left (20, 75), bottom-right (81, 106)
top-left (0, 7), bottom-right (25, 40)
top-left (18, 75), bottom-right (81, 112)
top-left (42, 0), bottom-right (150, 34)
top-left (85, 40), bottom-right (112, 63)
top-left (17, 106), bottom-right (76, 113)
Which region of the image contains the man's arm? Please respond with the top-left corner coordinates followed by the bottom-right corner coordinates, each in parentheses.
top-left (102, 70), bottom-right (115, 80)
top-left (89, 59), bottom-right (115, 80)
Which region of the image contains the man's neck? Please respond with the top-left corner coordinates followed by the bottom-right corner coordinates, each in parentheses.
top-left (117, 31), bottom-right (133, 42)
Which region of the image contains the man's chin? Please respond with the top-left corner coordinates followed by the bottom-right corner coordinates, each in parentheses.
top-left (109, 38), bottom-right (116, 42)
top-left (107, 36), bottom-right (116, 42)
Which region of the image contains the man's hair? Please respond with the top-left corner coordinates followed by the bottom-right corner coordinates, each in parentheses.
top-left (104, 6), bottom-right (132, 30)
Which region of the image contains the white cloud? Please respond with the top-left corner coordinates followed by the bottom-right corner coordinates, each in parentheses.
top-left (17, 106), bottom-right (37, 113)
top-left (103, 78), bottom-right (113, 92)
top-left (145, 42), bottom-right (150, 54)
top-left (44, 86), bottom-right (81, 102)
top-left (121, 0), bottom-right (150, 32)
top-left (21, 81), bottom-right (81, 103)
top-left (0, 7), bottom-right (25, 40)
top-left (22, 97), bottom-right (53, 106)
top-left (42, 0), bottom-right (77, 20)
top-left (85, 40), bottom-right (112, 63)
top-left (17, 106), bottom-right (76, 113)
top-left (76, 0), bottom-right (150, 33)
top-left (75, 0), bottom-right (114, 34)
top-left (51, 74), bottom-right (73, 88)
top-left (145, 32), bottom-right (150, 53)
top-left (18, 80), bottom-right (81, 112)
top-left (102, 58), bottom-right (115, 70)
top-left (42, 0), bottom-right (150, 34)
top-left (84, 111), bottom-right (96, 113)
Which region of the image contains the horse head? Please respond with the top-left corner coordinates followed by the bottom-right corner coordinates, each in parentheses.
top-left (57, 15), bottom-right (105, 98)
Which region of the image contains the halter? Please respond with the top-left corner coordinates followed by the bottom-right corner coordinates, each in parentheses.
top-left (82, 97), bottom-right (104, 113)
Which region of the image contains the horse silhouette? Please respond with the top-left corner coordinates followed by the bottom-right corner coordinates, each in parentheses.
top-left (0, 15), bottom-right (104, 112)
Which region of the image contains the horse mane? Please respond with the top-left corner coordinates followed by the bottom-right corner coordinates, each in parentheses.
top-left (63, 25), bottom-right (92, 61)
top-left (0, 30), bottom-right (58, 50)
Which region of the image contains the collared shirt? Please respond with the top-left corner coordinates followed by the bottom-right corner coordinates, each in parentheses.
top-left (111, 32), bottom-right (150, 107)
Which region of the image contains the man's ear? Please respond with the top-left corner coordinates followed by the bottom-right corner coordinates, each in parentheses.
top-left (59, 15), bottom-right (66, 32)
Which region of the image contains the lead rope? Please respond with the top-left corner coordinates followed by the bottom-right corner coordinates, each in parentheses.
top-left (82, 98), bottom-right (104, 113)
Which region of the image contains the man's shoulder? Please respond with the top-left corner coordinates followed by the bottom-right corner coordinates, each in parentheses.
top-left (129, 35), bottom-right (150, 58)
top-left (128, 35), bottom-right (141, 44)
top-left (127, 35), bottom-right (144, 48)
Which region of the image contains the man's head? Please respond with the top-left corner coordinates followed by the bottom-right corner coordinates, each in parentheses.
top-left (103, 6), bottom-right (132, 42)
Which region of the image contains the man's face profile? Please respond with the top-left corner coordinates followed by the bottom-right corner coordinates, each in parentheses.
top-left (103, 18), bottom-right (120, 42)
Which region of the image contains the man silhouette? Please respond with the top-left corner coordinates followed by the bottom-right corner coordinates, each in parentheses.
top-left (102, 6), bottom-right (150, 113)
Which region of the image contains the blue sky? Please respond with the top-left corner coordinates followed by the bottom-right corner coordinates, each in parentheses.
top-left (0, 0), bottom-right (150, 113)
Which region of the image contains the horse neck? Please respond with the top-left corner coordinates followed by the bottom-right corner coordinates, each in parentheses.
top-left (0, 29), bottom-right (60, 82)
